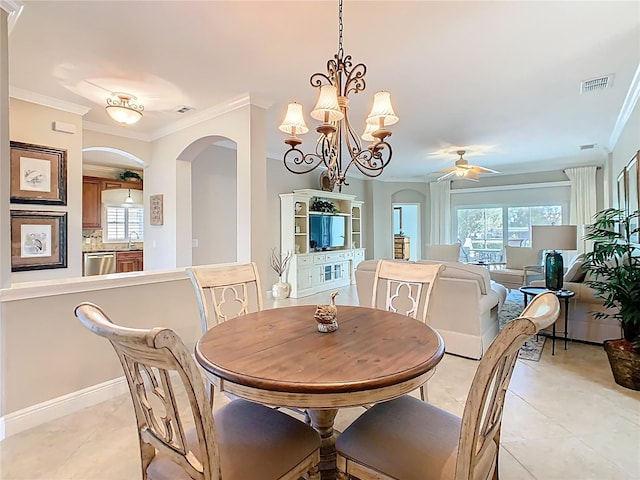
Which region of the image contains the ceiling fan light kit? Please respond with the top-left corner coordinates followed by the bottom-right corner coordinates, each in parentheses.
top-left (436, 150), bottom-right (499, 182)
top-left (279, 0), bottom-right (398, 192)
top-left (105, 93), bottom-right (144, 125)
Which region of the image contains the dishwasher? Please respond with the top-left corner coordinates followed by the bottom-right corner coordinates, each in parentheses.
top-left (83, 252), bottom-right (117, 276)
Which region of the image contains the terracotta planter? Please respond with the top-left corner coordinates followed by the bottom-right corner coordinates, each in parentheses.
top-left (604, 339), bottom-right (640, 391)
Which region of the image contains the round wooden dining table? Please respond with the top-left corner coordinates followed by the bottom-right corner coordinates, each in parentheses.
top-left (195, 304), bottom-right (445, 480)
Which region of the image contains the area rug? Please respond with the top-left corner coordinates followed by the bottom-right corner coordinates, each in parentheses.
top-left (498, 290), bottom-right (546, 361)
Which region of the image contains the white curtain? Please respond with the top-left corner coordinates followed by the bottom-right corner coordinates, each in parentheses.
top-left (429, 181), bottom-right (451, 244)
top-left (564, 166), bottom-right (597, 255)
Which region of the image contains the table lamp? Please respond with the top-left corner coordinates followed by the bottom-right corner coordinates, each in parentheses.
top-left (531, 225), bottom-right (577, 291)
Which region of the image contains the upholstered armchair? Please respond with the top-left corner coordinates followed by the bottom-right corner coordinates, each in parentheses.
top-left (489, 245), bottom-right (543, 291)
top-left (423, 242), bottom-right (461, 262)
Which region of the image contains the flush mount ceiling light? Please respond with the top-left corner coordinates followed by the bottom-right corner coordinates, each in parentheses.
top-left (279, 0), bottom-right (398, 192)
top-left (105, 93), bottom-right (144, 125)
top-left (435, 150), bottom-right (499, 182)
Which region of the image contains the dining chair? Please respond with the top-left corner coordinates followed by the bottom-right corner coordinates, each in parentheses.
top-left (74, 302), bottom-right (320, 480)
top-left (336, 291), bottom-right (560, 480)
top-left (187, 263), bottom-right (307, 418)
top-left (370, 259), bottom-right (444, 400)
top-left (186, 262), bottom-right (263, 332)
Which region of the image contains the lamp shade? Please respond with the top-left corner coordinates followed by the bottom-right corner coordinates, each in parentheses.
top-left (361, 123), bottom-right (378, 142)
top-left (366, 91), bottom-right (399, 127)
top-left (105, 94), bottom-right (144, 125)
top-left (279, 103), bottom-right (309, 135)
top-left (532, 225), bottom-right (578, 251)
top-left (310, 85), bottom-right (344, 122)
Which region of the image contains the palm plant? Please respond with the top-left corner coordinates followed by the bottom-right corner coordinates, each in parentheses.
top-left (583, 208), bottom-right (640, 347)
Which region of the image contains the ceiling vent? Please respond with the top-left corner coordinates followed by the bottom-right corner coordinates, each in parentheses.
top-left (175, 105), bottom-right (192, 114)
top-left (580, 144), bottom-right (596, 150)
top-left (580, 74), bottom-right (614, 94)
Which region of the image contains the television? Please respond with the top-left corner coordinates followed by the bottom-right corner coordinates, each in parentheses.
top-left (309, 214), bottom-right (346, 250)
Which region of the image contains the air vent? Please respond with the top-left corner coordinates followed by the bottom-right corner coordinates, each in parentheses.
top-left (176, 105), bottom-right (192, 114)
top-left (580, 74), bottom-right (614, 94)
top-left (580, 144), bottom-right (596, 150)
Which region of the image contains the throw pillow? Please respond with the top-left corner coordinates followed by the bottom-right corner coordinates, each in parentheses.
top-left (563, 254), bottom-right (586, 282)
top-left (505, 246), bottom-right (541, 269)
top-left (424, 243), bottom-right (461, 262)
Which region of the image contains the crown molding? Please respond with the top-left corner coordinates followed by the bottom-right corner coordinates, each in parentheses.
top-left (150, 92), bottom-right (273, 141)
top-left (83, 121), bottom-right (152, 142)
top-left (609, 62), bottom-right (640, 151)
top-left (1, 0), bottom-right (23, 34)
top-left (9, 87), bottom-right (90, 115)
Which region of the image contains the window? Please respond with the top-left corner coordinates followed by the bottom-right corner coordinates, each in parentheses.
top-left (456, 205), bottom-right (562, 262)
top-left (105, 205), bottom-right (144, 242)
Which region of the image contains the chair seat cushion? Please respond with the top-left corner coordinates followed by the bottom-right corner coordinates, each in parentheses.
top-left (336, 395), bottom-right (496, 480)
top-left (148, 399), bottom-right (319, 480)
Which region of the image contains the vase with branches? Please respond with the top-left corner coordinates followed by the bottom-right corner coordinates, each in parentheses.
top-left (270, 248), bottom-right (292, 299)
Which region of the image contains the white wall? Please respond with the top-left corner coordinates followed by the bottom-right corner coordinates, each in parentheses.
top-left (610, 93), bottom-right (640, 206)
top-left (191, 144), bottom-right (237, 265)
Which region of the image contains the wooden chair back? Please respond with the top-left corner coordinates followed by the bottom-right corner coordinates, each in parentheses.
top-left (74, 302), bottom-right (219, 480)
top-left (456, 291), bottom-right (559, 479)
top-left (371, 260), bottom-right (444, 324)
top-left (186, 262), bottom-right (263, 333)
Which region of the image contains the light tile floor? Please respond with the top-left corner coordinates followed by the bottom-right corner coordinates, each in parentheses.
top-left (1, 285), bottom-right (639, 479)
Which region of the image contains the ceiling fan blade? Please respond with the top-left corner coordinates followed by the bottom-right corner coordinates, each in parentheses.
top-left (465, 170), bottom-right (480, 181)
top-left (437, 171), bottom-right (457, 182)
top-left (436, 166), bottom-right (457, 173)
top-left (470, 165), bottom-right (499, 174)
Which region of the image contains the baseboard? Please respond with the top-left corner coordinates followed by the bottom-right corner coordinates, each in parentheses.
top-left (0, 376), bottom-right (128, 440)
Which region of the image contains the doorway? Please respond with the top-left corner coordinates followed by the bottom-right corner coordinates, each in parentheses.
top-left (392, 203), bottom-right (420, 260)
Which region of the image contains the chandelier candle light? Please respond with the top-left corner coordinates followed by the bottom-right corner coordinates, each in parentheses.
top-left (279, 0), bottom-right (398, 192)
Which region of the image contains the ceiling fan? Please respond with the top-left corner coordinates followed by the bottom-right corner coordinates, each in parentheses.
top-left (435, 150), bottom-right (499, 182)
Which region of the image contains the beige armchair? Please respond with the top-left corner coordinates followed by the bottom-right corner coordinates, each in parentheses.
top-left (489, 245), bottom-right (543, 291)
top-left (423, 242), bottom-right (461, 262)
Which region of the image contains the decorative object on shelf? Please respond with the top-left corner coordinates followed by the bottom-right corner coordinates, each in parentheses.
top-left (150, 194), bottom-right (164, 226)
top-left (314, 291), bottom-right (339, 333)
top-left (270, 248), bottom-right (292, 300)
top-left (117, 170), bottom-right (143, 182)
top-left (435, 150), bottom-right (499, 182)
top-left (279, 0), bottom-right (398, 192)
top-left (10, 210), bottom-right (68, 271)
top-left (583, 207), bottom-right (640, 390)
top-left (106, 93), bottom-right (144, 125)
top-left (320, 170), bottom-right (336, 192)
top-left (311, 198), bottom-right (338, 213)
top-left (10, 141), bottom-right (67, 205)
top-left (295, 202), bottom-right (303, 213)
top-left (531, 225), bottom-right (577, 291)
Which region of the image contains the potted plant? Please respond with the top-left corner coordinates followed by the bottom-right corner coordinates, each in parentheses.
top-left (583, 208), bottom-right (640, 390)
top-left (270, 248), bottom-right (292, 300)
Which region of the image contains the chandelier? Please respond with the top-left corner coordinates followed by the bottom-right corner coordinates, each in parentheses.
top-left (279, 0), bottom-right (398, 192)
top-left (105, 93), bottom-right (144, 125)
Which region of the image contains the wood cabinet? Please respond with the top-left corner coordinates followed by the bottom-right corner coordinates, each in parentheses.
top-left (82, 176), bottom-right (143, 229)
top-left (116, 250), bottom-right (143, 273)
top-left (82, 177), bottom-right (102, 228)
top-left (394, 236), bottom-right (410, 260)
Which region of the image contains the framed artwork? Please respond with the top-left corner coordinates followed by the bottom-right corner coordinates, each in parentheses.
top-left (10, 211), bottom-right (68, 271)
top-left (150, 194), bottom-right (164, 225)
top-left (617, 169), bottom-right (627, 213)
top-left (10, 141), bottom-right (67, 205)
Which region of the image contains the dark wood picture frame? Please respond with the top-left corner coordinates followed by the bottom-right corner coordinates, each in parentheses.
top-left (10, 211), bottom-right (68, 271)
top-left (10, 141), bottom-right (67, 205)
top-left (626, 150), bottom-right (639, 243)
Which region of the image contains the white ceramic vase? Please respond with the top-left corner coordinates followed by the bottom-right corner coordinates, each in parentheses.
top-left (272, 281), bottom-right (291, 300)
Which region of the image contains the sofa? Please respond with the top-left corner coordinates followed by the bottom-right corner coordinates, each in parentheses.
top-left (529, 254), bottom-right (621, 343)
top-left (356, 259), bottom-right (508, 360)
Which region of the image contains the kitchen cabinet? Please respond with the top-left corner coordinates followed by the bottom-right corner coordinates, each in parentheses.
top-left (82, 176), bottom-right (143, 229)
top-left (82, 177), bottom-right (102, 228)
top-left (116, 250), bottom-right (143, 273)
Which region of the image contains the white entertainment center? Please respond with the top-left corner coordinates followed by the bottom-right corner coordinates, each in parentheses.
top-left (280, 189), bottom-right (365, 298)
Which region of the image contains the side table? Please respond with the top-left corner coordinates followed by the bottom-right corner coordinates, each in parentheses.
top-left (519, 286), bottom-right (575, 355)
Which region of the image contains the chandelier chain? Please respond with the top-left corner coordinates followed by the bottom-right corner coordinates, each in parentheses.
top-left (338, 0), bottom-right (344, 60)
